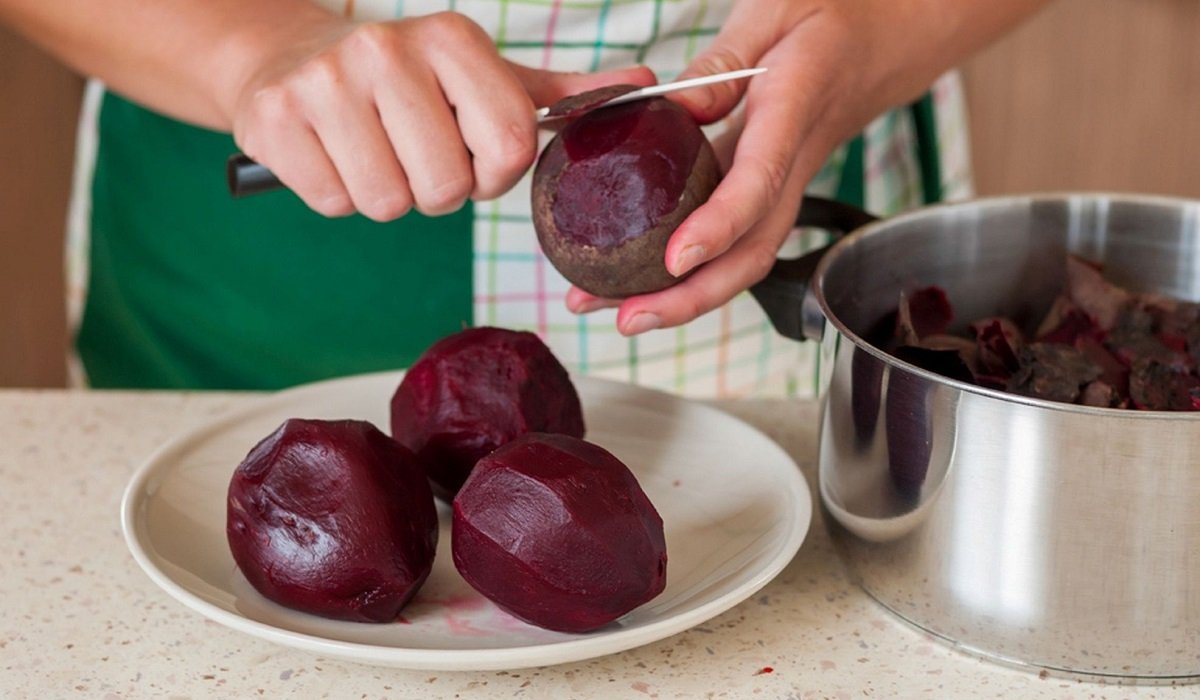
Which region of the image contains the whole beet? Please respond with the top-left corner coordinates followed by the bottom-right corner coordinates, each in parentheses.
top-left (390, 327), bottom-right (585, 501)
top-left (532, 96), bottom-right (721, 298)
top-left (226, 419), bottom-right (437, 623)
top-left (452, 432), bottom-right (667, 633)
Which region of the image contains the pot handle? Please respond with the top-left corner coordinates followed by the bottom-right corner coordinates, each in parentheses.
top-left (750, 196), bottom-right (878, 341)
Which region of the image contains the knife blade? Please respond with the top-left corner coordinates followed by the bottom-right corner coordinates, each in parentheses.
top-left (534, 67), bottom-right (767, 123)
top-left (227, 67), bottom-right (767, 197)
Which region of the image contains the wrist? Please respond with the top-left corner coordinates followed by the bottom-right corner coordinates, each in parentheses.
top-left (206, 1), bottom-right (350, 129)
top-left (860, 0), bottom-right (1052, 109)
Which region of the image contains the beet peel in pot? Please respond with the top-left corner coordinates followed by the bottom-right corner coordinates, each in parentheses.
top-left (451, 432), bottom-right (667, 633)
top-left (226, 419), bottom-right (438, 623)
top-left (876, 255), bottom-right (1200, 411)
top-left (759, 194), bottom-right (1200, 679)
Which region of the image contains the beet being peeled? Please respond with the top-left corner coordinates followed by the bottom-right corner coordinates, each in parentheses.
top-left (532, 95), bottom-right (721, 299)
top-left (226, 419), bottom-right (438, 623)
top-left (452, 432), bottom-right (668, 633)
top-left (390, 327), bottom-right (586, 501)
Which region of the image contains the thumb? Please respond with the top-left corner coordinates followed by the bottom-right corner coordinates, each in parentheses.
top-left (507, 62), bottom-right (658, 109)
top-left (670, 6), bottom-right (779, 123)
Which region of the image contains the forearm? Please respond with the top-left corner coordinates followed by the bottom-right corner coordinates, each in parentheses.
top-left (599, 0), bottom-right (1056, 334)
top-left (861, 0), bottom-right (1052, 109)
top-left (0, 0), bottom-right (343, 130)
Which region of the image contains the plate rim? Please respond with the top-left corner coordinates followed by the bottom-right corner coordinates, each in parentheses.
top-left (120, 371), bottom-right (812, 670)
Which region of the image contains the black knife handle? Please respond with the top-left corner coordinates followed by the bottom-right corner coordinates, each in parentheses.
top-left (226, 154), bottom-right (284, 197)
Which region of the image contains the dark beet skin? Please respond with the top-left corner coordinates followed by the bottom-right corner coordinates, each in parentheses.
top-left (226, 419), bottom-right (437, 623)
top-left (532, 97), bottom-right (721, 298)
top-left (875, 256), bottom-right (1200, 410)
top-left (897, 287), bottom-right (954, 341)
top-left (543, 83), bottom-right (641, 120)
top-left (390, 327), bottom-right (585, 501)
top-left (451, 433), bottom-right (667, 633)
top-left (893, 346), bottom-right (976, 384)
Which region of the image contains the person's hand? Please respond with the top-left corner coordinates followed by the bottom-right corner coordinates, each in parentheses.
top-left (229, 10), bottom-right (655, 221)
top-left (565, 0), bottom-right (1048, 335)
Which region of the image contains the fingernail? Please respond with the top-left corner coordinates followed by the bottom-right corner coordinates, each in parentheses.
top-left (672, 244), bottom-right (707, 277)
top-left (689, 87), bottom-right (715, 113)
top-left (623, 312), bottom-right (662, 336)
top-left (672, 78), bottom-right (714, 113)
top-left (572, 298), bottom-right (608, 314)
top-left (317, 194), bottom-right (354, 218)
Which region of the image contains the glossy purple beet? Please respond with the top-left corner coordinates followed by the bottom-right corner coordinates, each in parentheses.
top-left (531, 96), bottom-right (721, 298)
top-left (226, 419), bottom-right (437, 623)
top-left (390, 327), bottom-right (585, 501)
top-left (451, 432), bottom-right (667, 633)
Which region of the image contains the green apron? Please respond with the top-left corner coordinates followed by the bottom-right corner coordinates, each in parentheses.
top-left (77, 92), bottom-right (940, 391)
top-left (78, 92), bottom-right (473, 390)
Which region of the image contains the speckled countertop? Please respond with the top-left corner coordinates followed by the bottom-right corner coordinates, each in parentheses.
top-left (0, 390), bottom-right (1194, 699)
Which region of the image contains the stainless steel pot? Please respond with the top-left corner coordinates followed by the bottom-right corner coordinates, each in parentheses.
top-left (752, 193), bottom-right (1200, 682)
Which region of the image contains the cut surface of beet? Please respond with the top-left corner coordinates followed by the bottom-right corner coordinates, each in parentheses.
top-left (896, 286), bottom-right (954, 341)
top-left (451, 432), bottom-right (667, 633)
top-left (531, 96), bottom-right (721, 298)
top-left (390, 327), bottom-right (585, 501)
top-left (226, 419), bottom-right (437, 623)
top-left (553, 99), bottom-right (702, 249)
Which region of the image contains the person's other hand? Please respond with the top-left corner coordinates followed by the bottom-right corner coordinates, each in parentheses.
top-left (230, 11), bottom-right (655, 221)
top-left (565, 0), bottom-right (1047, 335)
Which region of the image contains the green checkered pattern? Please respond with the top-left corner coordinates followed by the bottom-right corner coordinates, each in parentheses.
top-left (65, 0), bottom-right (973, 396)
top-left (333, 0), bottom-right (966, 398)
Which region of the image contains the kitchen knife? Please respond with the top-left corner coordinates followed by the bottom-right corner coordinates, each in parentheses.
top-left (227, 67), bottom-right (767, 198)
top-left (534, 66), bottom-right (766, 122)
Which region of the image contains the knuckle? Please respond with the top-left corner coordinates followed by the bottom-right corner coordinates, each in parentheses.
top-left (298, 52), bottom-right (345, 91)
top-left (704, 196), bottom-right (745, 250)
top-left (360, 192), bottom-right (413, 222)
top-left (815, 7), bottom-right (855, 47)
top-left (497, 120), bottom-right (537, 167)
top-left (232, 120), bottom-right (260, 158)
top-left (687, 48), bottom-right (751, 111)
top-left (421, 11), bottom-right (480, 44)
top-left (347, 22), bottom-right (401, 64)
top-left (233, 129), bottom-right (253, 156)
top-left (474, 123), bottom-right (536, 197)
top-left (417, 175), bottom-right (472, 215)
top-left (308, 192), bottom-right (355, 218)
top-left (697, 46), bottom-right (749, 76)
top-left (686, 291), bottom-right (715, 323)
top-left (248, 85), bottom-right (295, 126)
top-left (750, 153), bottom-right (791, 197)
top-left (747, 241), bottom-right (781, 279)
top-left (470, 176), bottom-right (504, 203)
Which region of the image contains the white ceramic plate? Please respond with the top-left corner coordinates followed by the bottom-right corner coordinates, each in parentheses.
top-left (121, 372), bottom-right (811, 671)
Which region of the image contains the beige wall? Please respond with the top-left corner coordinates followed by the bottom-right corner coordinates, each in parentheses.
top-left (962, 0), bottom-right (1200, 197)
top-left (0, 28), bottom-right (80, 387)
top-left (1, 0), bottom-right (1198, 387)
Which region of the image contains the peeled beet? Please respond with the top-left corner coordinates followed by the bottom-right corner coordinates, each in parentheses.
top-left (226, 419), bottom-right (437, 623)
top-left (531, 96), bottom-right (721, 298)
top-left (451, 432), bottom-right (667, 633)
top-left (390, 327), bottom-right (585, 501)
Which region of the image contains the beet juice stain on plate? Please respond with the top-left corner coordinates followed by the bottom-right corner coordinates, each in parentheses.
top-left (121, 370), bottom-right (811, 671)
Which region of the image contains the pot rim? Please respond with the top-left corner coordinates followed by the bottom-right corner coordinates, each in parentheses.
top-left (810, 190), bottom-right (1200, 420)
